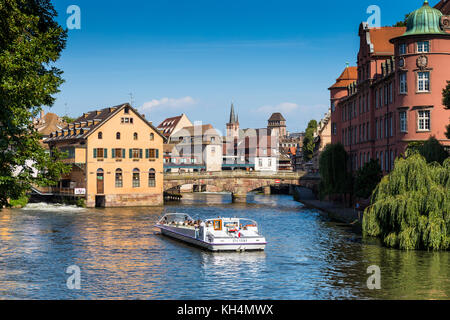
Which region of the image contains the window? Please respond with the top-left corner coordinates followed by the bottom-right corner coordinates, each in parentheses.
top-left (268, 159), bottom-right (272, 167)
top-left (332, 123), bottom-right (337, 135)
top-left (116, 132), bottom-right (121, 140)
top-left (146, 149), bottom-right (158, 159)
top-left (148, 169), bottom-right (156, 187)
top-left (380, 152), bottom-right (384, 171)
top-left (150, 133), bottom-right (154, 141)
top-left (133, 133), bottom-right (138, 140)
top-left (400, 111), bottom-right (407, 133)
top-left (399, 43), bottom-right (407, 55)
top-left (130, 148), bottom-right (142, 159)
top-left (389, 82), bottom-right (393, 103)
top-left (331, 102), bottom-right (335, 112)
top-left (93, 148), bottom-right (107, 159)
top-left (98, 132), bottom-right (103, 139)
top-left (112, 148), bottom-right (125, 159)
top-left (380, 119), bottom-right (384, 139)
top-left (417, 72), bottom-right (430, 92)
top-left (259, 159), bottom-right (263, 167)
top-left (124, 107), bottom-right (130, 114)
top-left (399, 73), bottom-right (407, 94)
top-left (115, 169), bottom-right (123, 188)
top-left (417, 41), bottom-right (429, 53)
top-left (418, 110), bottom-right (431, 131)
top-left (390, 115), bottom-right (393, 137)
top-left (132, 169), bottom-right (140, 188)
top-left (375, 119), bottom-right (379, 139)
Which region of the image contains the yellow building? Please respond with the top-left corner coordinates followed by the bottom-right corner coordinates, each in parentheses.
top-left (46, 103), bottom-right (165, 208)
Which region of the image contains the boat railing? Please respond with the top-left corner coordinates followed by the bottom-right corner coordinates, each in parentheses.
top-left (157, 213), bottom-right (195, 224)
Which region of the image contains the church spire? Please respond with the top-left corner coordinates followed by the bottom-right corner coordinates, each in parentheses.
top-left (229, 102), bottom-right (237, 124)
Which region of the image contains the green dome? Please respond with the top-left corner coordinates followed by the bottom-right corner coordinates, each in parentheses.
top-left (402, 1), bottom-right (446, 36)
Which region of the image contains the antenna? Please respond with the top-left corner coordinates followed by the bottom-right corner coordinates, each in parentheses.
top-left (129, 93), bottom-right (135, 108)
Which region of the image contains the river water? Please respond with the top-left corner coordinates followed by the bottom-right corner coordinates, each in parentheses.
top-left (0, 193), bottom-right (448, 300)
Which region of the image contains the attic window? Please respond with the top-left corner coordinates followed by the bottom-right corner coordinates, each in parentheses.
top-left (124, 107), bottom-right (130, 114)
top-left (98, 132), bottom-right (103, 139)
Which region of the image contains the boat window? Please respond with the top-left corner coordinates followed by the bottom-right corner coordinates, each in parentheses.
top-left (213, 220), bottom-right (222, 231)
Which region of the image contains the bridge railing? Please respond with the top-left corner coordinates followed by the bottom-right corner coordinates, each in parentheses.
top-left (163, 171), bottom-right (306, 180)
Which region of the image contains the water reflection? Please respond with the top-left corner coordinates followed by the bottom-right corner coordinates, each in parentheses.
top-left (0, 193), bottom-right (448, 300)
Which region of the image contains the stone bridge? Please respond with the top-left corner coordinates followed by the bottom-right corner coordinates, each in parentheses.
top-left (163, 171), bottom-right (320, 202)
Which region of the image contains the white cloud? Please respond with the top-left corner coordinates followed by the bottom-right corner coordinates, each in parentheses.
top-left (140, 96), bottom-right (197, 111)
top-left (257, 102), bottom-right (300, 114)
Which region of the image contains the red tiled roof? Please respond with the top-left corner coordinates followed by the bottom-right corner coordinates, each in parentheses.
top-left (329, 66), bottom-right (358, 89)
top-left (368, 27), bottom-right (406, 55)
top-left (435, 0), bottom-right (450, 14)
top-left (157, 115), bottom-right (183, 137)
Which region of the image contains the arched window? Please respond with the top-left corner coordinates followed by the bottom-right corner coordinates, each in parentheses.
top-left (133, 132), bottom-right (138, 140)
top-left (116, 132), bottom-right (121, 140)
top-left (115, 169), bottom-right (123, 188)
top-left (132, 168), bottom-right (140, 188)
top-left (150, 133), bottom-right (154, 141)
top-left (148, 169), bottom-right (156, 187)
top-left (98, 132), bottom-right (103, 139)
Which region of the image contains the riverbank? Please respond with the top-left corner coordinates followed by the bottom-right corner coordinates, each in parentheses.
top-left (293, 186), bottom-right (362, 233)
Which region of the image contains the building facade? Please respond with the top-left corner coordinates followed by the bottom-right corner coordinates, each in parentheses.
top-left (329, 1), bottom-right (450, 174)
top-left (165, 124), bottom-right (223, 172)
top-left (157, 113), bottom-right (193, 139)
top-left (46, 103), bottom-right (165, 208)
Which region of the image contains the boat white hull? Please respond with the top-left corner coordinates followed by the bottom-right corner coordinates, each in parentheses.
top-left (156, 226), bottom-right (266, 252)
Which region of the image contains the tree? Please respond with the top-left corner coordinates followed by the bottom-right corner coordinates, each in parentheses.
top-left (62, 115), bottom-right (75, 124)
top-left (419, 137), bottom-right (449, 165)
top-left (406, 137), bottom-right (449, 165)
top-left (0, 0), bottom-right (70, 208)
top-left (446, 124), bottom-right (450, 140)
top-left (354, 159), bottom-right (383, 200)
top-left (443, 81), bottom-right (450, 110)
top-left (302, 120), bottom-right (317, 162)
top-left (318, 143), bottom-right (352, 200)
top-left (363, 154), bottom-right (450, 251)
top-left (392, 14), bottom-right (410, 27)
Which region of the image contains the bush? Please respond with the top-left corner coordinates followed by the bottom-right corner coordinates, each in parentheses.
top-left (9, 195), bottom-right (29, 208)
top-left (363, 154), bottom-right (450, 251)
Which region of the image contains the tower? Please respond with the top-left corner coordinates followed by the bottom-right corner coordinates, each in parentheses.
top-left (267, 113), bottom-right (287, 138)
top-left (226, 102), bottom-right (240, 139)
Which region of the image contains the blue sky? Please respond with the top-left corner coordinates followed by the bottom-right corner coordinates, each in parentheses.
top-left (48, 0), bottom-right (432, 134)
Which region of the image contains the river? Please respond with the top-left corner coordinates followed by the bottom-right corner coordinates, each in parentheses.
top-left (0, 193), bottom-right (448, 300)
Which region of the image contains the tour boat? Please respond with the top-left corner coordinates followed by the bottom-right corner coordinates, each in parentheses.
top-left (155, 213), bottom-right (267, 252)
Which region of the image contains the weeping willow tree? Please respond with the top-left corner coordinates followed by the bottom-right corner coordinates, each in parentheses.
top-left (363, 154), bottom-right (450, 251)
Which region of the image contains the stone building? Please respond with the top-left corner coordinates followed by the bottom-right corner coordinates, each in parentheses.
top-left (267, 113), bottom-right (287, 138)
top-left (45, 103), bottom-right (165, 208)
top-left (165, 124), bottom-right (223, 172)
top-left (329, 1), bottom-right (450, 174)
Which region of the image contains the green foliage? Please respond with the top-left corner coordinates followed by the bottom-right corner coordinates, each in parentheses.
top-left (392, 14), bottom-right (410, 27)
top-left (319, 143), bottom-right (352, 198)
top-left (62, 115), bottom-right (75, 124)
top-left (76, 198), bottom-right (86, 208)
top-left (446, 124), bottom-right (450, 140)
top-left (443, 81), bottom-right (450, 110)
top-left (363, 154), bottom-right (450, 251)
top-left (354, 159), bottom-right (383, 199)
top-left (302, 120), bottom-right (317, 162)
top-left (419, 137), bottom-right (448, 165)
top-left (9, 194), bottom-right (29, 208)
top-left (0, 0), bottom-right (70, 208)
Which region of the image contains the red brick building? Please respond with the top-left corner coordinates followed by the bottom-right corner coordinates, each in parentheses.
top-left (329, 1), bottom-right (450, 173)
